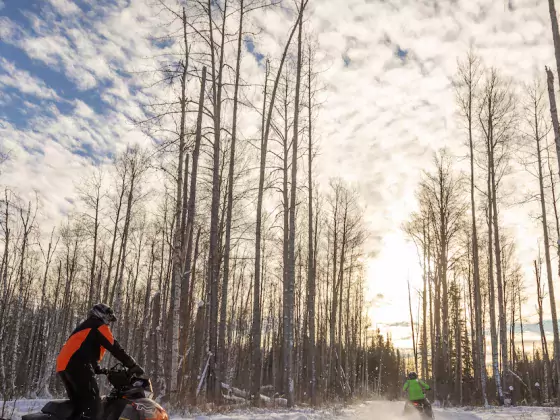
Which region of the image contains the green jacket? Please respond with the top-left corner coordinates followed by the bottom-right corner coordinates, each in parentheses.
top-left (403, 378), bottom-right (430, 401)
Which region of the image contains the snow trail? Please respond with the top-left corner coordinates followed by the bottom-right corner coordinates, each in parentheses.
top-left (170, 400), bottom-right (480, 419)
top-left (4, 399), bottom-right (560, 419)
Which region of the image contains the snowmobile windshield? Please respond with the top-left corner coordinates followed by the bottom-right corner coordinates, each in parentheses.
top-left (106, 365), bottom-right (153, 398)
top-left (126, 377), bottom-right (154, 399)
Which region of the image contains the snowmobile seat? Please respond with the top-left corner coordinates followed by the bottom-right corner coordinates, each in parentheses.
top-left (41, 401), bottom-right (74, 419)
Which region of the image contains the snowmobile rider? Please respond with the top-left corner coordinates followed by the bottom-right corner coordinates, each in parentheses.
top-left (56, 303), bottom-right (144, 420)
top-left (403, 372), bottom-right (433, 415)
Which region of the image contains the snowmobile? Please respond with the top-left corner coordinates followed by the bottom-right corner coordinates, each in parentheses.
top-left (22, 364), bottom-right (168, 420)
top-left (403, 399), bottom-right (435, 419)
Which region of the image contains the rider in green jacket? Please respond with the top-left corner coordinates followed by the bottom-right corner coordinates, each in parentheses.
top-left (403, 372), bottom-right (433, 416)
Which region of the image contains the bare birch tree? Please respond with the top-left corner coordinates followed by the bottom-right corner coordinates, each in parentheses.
top-left (455, 51), bottom-right (488, 405)
top-left (523, 79), bottom-right (560, 399)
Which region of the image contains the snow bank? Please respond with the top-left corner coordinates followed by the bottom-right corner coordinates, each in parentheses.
top-left (0, 399), bottom-right (50, 420)
top-left (445, 405), bottom-right (560, 419)
top-left (174, 409), bottom-right (334, 420)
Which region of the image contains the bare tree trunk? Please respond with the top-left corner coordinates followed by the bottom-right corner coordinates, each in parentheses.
top-left (251, 62), bottom-right (270, 404)
top-left (468, 69), bottom-right (488, 406)
top-left (545, 70), bottom-right (560, 357)
top-left (519, 290), bottom-right (525, 362)
top-left (0, 191), bottom-right (9, 301)
top-left (167, 21), bottom-right (189, 400)
top-left (535, 260), bottom-right (551, 402)
top-left (219, 0), bottom-right (244, 393)
top-left (251, 2), bottom-right (307, 402)
top-left (534, 88), bottom-right (560, 399)
top-left (489, 139), bottom-right (508, 393)
top-left (113, 150), bottom-right (141, 317)
top-left (329, 186), bottom-right (339, 396)
top-left (179, 67), bottom-right (206, 398)
top-left (457, 52), bottom-right (487, 405)
top-left (547, 68), bottom-right (560, 179)
top-left (206, 0), bottom-right (228, 401)
top-left (545, 136), bottom-right (560, 364)
top-left (188, 228), bottom-right (202, 404)
top-left (548, 0), bottom-right (560, 90)
top-left (139, 242), bottom-right (155, 368)
top-left (86, 174), bottom-right (102, 308)
top-left (509, 283), bottom-right (516, 373)
top-left (408, 279), bottom-right (418, 373)
top-left (487, 143), bottom-right (503, 404)
top-left (428, 228), bottom-right (435, 389)
top-left (306, 42), bottom-right (317, 406)
top-left (454, 284), bottom-right (463, 406)
top-left (439, 198), bottom-right (450, 396)
top-left (104, 174), bottom-right (126, 303)
top-left (35, 229), bottom-right (58, 397)
top-left (285, 2), bottom-right (304, 405)
top-left (11, 201), bottom-right (35, 393)
top-left (433, 252), bottom-right (441, 402)
top-left (478, 76), bottom-right (507, 404)
top-left (421, 222), bottom-right (429, 381)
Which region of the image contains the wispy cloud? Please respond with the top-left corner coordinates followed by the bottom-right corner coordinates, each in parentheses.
top-left (0, 58), bottom-right (60, 100)
top-left (46, 0), bottom-right (80, 16)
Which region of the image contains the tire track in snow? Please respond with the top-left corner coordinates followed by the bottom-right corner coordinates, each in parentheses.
top-left (339, 401), bottom-right (480, 419)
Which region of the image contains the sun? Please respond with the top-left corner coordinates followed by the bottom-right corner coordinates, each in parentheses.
top-left (366, 230), bottom-right (423, 348)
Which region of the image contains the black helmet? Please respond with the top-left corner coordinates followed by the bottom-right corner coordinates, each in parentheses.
top-left (408, 372), bottom-right (418, 380)
top-left (89, 303), bottom-right (117, 324)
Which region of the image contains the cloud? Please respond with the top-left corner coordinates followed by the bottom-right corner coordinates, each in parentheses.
top-left (0, 0), bottom-right (160, 203)
top-left (382, 321), bottom-right (410, 328)
top-left (0, 58), bottom-right (60, 100)
top-left (46, 0), bottom-right (80, 16)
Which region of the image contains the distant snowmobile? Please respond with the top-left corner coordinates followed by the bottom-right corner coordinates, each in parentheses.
top-left (402, 372), bottom-right (434, 419)
top-left (23, 364), bottom-right (168, 420)
top-left (403, 399), bottom-right (435, 419)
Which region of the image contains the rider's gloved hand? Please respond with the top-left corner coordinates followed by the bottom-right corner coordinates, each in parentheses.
top-left (129, 365), bottom-right (144, 376)
top-left (94, 364), bottom-right (108, 375)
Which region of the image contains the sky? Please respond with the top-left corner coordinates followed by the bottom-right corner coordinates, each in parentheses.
top-left (0, 0), bottom-right (558, 349)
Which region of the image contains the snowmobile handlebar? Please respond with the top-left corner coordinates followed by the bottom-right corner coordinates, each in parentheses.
top-left (98, 363), bottom-right (132, 377)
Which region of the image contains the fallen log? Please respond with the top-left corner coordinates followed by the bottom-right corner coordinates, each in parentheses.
top-left (222, 393), bottom-right (247, 404)
top-left (260, 384), bottom-right (275, 394)
top-left (221, 383), bottom-right (249, 399)
top-left (220, 383), bottom-right (287, 407)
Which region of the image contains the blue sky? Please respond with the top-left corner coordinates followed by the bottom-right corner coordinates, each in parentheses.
top-left (2, 2), bottom-right (106, 162)
top-left (1, 0), bottom-right (115, 128)
top-left (0, 0), bottom-right (558, 346)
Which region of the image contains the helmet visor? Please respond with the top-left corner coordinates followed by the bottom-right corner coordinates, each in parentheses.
top-left (107, 309), bottom-right (117, 323)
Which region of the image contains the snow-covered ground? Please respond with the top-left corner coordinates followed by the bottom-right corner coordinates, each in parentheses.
top-left (0, 399), bottom-right (48, 420)
top-left (176, 401), bottom-right (560, 420)
top-left (3, 399), bottom-right (560, 419)
top-left (442, 405), bottom-right (560, 419)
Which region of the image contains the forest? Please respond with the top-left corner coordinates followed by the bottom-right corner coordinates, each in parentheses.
top-left (4, 0), bottom-right (560, 413)
top-left (0, 0), bottom-right (406, 411)
top-left (402, 0), bottom-right (560, 407)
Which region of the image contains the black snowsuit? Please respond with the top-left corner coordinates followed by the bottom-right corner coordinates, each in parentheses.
top-left (56, 316), bottom-right (135, 420)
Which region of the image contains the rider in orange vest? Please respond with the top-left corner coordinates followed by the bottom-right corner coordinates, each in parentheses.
top-left (57, 303), bottom-right (143, 420)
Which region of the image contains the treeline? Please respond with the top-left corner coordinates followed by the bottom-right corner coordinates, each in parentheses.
top-left (0, 0), bottom-right (403, 410)
top-left (403, 42), bottom-right (560, 406)
top-left (404, 2), bottom-right (560, 407)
